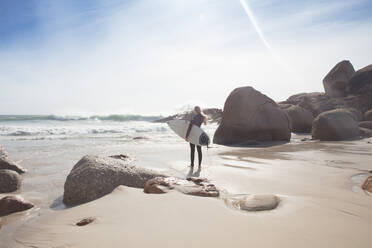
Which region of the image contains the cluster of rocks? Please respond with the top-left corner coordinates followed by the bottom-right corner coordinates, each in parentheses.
top-left (154, 108), bottom-right (222, 124)
top-left (0, 145), bottom-right (33, 217)
top-left (63, 154), bottom-right (280, 211)
top-left (213, 60), bottom-right (372, 144)
top-left (63, 155), bottom-right (220, 206)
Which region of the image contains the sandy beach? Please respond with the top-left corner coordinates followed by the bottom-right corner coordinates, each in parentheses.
top-left (2, 1), bottom-right (372, 247)
top-left (1, 134), bottom-right (371, 248)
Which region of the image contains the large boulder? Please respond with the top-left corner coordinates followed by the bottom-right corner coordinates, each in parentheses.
top-left (323, 60), bottom-right (355, 97)
top-left (213, 87), bottom-right (291, 145)
top-left (0, 196), bottom-right (34, 217)
top-left (311, 109), bottom-right (359, 141)
top-left (0, 145), bottom-right (26, 174)
top-left (0, 169), bottom-right (21, 193)
top-left (283, 105), bottom-right (313, 133)
top-left (365, 109), bottom-right (372, 121)
top-left (63, 155), bottom-right (166, 206)
top-left (348, 64), bottom-right (372, 95)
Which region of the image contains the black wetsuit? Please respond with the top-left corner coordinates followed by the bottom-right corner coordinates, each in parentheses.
top-left (186, 113), bottom-right (204, 166)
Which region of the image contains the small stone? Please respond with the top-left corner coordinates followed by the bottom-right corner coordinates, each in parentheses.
top-left (109, 154), bottom-right (129, 160)
top-left (0, 196), bottom-right (34, 217)
top-left (238, 194), bottom-right (280, 211)
top-left (76, 217), bottom-right (96, 226)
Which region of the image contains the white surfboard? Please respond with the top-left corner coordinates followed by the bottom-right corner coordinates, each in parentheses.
top-left (167, 120), bottom-right (210, 146)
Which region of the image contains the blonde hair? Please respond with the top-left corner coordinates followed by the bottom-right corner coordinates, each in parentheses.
top-left (194, 106), bottom-right (208, 124)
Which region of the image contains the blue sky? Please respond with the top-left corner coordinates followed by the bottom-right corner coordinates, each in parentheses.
top-left (1, 0), bottom-right (372, 115)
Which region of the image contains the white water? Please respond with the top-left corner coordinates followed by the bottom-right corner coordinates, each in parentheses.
top-left (0, 119), bottom-right (217, 210)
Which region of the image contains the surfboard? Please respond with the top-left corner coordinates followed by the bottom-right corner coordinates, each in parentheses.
top-left (167, 119), bottom-right (210, 146)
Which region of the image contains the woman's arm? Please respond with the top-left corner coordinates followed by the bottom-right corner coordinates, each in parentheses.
top-left (185, 122), bottom-right (193, 139)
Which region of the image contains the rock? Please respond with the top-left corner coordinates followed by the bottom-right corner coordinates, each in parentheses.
top-left (359, 127), bottom-right (372, 138)
top-left (0, 196), bottom-right (34, 217)
top-left (76, 217), bottom-right (96, 226)
top-left (109, 154), bottom-right (130, 160)
top-left (343, 108), bottom-right (363, 122)
top-left (144, 177), bottom-right (174, 194)
top-left (278, 103), bottom-right (293, 110)
top-left (284, 92), bottom-right (372, 118)
top-left (348, 64), bottom-right (372, 95)
top-left (0, 169), bottom-right (21, 193)
top-left (237, 194), bottom-right (280, 211)
top-left (286, 89), bottom-right (372, 114)
top-left (365, 109), bottom-right (372, 121)
top-left (362, 176), bottom-right (372, 193)
top-left (323, 60), bottom-right (355, 97)
top-left (283, 105), bottom-right (313, 133)
top-left (342, 93), bottom-right (372, 115)
top-left (311, 109), bottom-right (359, 141)
top-left (359, 121), bottom-right (372, 130)
top-left (0, 145), bottom-right (26, 174)
top-left (154, 108), bottom-right (222, 123)
top-left (144, 177), bottom-right (219, 197)
top-left (213, 87), bottom-right (291, 145)
top-left (63, 155), bottom-right (166, 206)
top-left (285, 92), bottom-right (337, 117)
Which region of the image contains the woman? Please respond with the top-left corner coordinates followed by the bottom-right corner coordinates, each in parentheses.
top-left (185, 106), bottom-right (207, 167)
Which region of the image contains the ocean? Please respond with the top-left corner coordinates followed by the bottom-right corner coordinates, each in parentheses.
top-left (0, 115), bottom-right (217, 211)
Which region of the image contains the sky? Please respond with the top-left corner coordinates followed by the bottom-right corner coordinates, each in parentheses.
top-left (0, 0), bottom-right (372, 116)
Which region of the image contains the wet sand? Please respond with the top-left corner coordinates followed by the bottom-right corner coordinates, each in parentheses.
top-left (1, 135), bottom-right (372, 248)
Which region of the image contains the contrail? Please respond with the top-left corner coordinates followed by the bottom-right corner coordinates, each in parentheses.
top-left (239, 0), bottom-right (292, 73)
top-left (239, 0), bottom-right (273, 53)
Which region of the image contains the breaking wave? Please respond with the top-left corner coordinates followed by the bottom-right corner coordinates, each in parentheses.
top-left (0, 114), bottom-right (163, 122)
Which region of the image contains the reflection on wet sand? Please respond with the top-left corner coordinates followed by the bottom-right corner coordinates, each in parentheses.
top-left (186, 166), bottom-right (201, 178)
